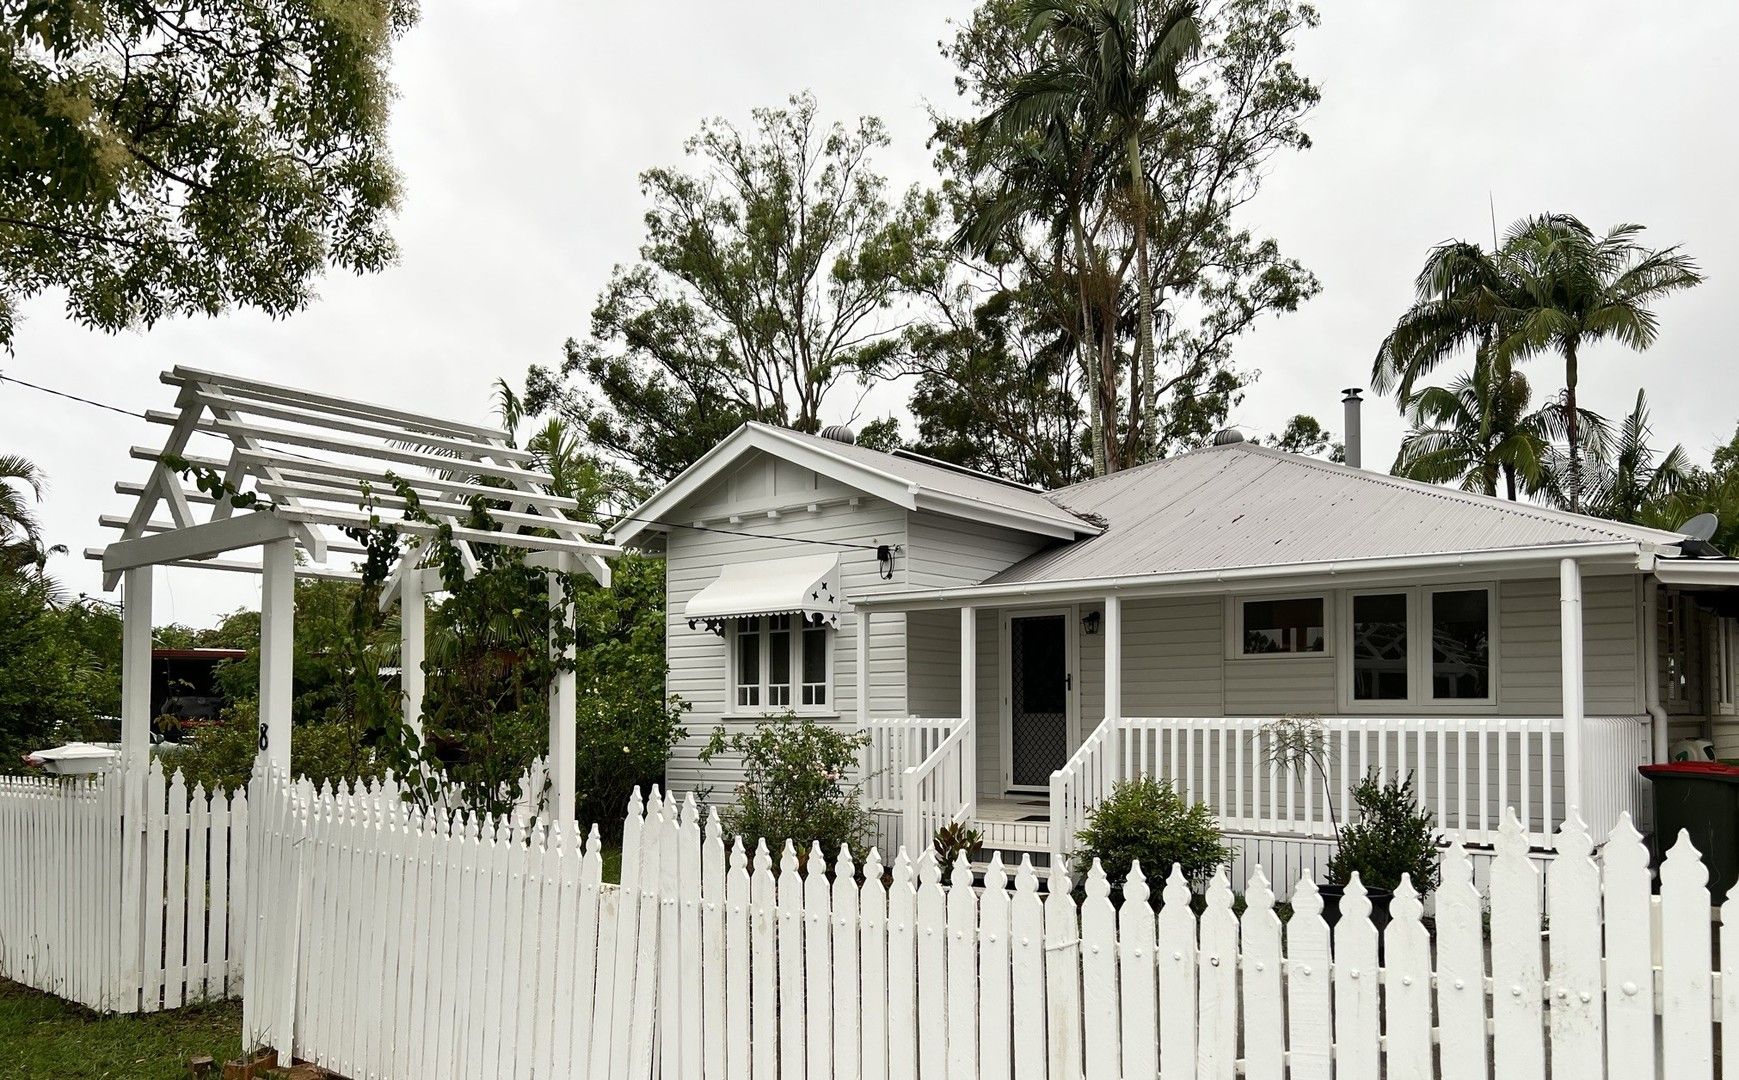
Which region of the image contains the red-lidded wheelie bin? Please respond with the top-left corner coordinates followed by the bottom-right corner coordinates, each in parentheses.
top-left (1639, 760), bottom-right (1739, 903)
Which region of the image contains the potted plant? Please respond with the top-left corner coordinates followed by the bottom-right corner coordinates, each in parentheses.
top-left (1262, 715), bottom-right (1441, 929)
top-left (1069, 776), bottom-right (1232, 904)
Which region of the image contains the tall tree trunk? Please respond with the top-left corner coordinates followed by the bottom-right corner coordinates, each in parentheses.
top-left (1072, 212), bottom-right (1106, 477)
top-left (1129, 134), bottom-right (1157, 463)
top-left (1504, 464), bottom-right (1517, 501)
top-left (1565, 340), bottom-right (1581, 512)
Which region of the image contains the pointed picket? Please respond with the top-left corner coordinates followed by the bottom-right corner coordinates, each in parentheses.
top-left (778, 841), bottom-right (807, 1080)
top-left (805, 841), bottom-right (835, 1080)
top-left (915, 851), bottom-right (948, 1080)
top-left (1238, 867), bottom-right (1284, 1080)
top-left (1197, 870), bottom-right (1239, 1080)
top-left (750, 839), bottom-right (778, 1080)
top-left (832, 846), bottom-right (862, 1080)
top-left (946, 851), bottom-right (978, 1080)
top-left (1009, 857), bottom-right (1046, 1080)
top-left (1333, 874), bottom-right (1380, 1080)
top-left (1116, 863), bottom-right (1156, 1080)
top-left (1545, 814), bottom-right (1605, 1080)
top-left (859, 849), bottom-right (889, 1080)
top-left (680, 796), bottom-right (705, 1080)
top-left (603, 788), bottom-right (644, 1080)
top-left (1383, 875), bottom-right (1432, 1080)
top-left (1435, 843), bottom-right (1489, 1080)
top-left (1157, 865), bottom-right (1198, 1080)
top-left (724, 838), bottom-right (752, 1080)
top-left (1044, 862), bottom-right (1083, 1080)
top-left (1660, 830), bottom-right (1713, 1080)
top-left (885, 849), bottom-right (918, 1080)
top-left (570, 825), bottom-right (604, 1076)
top-left (702, 809), bottom-right (728, 1080)
top-left (978, 856), bottom-right (1012, 1080)
top-left (1600, 814), bottom-right (1656, 1080)
top-left (1489, 809), bottom-right (1545, 1080)
top-left (1285, 875), bottom-right (1333, 1080)
top-left (626, 797), bottom-right (663, 1080)
top-left (1078, 859), bottom-right (1120, 1080)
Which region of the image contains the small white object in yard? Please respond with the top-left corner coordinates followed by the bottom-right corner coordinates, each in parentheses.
top-left (23, 742), bottom-right (121, 775)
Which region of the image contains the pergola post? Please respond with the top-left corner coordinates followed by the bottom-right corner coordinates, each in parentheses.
top-left (960, 606), bottom-right (977, 724)
top-left (401, 563), bottom-right (426, 739)
top-left (258, 538), bottom-right (296, 775)
top-left (117, 564), bottom-right (154, 1006)
top-left (547, 568), bottom-right (578, 824)
top-left (1560, 557), bottom-right (1585, 818)
top-left (119, 566), bottom-right (156, 778)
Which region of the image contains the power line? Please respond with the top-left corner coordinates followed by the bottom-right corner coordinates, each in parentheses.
top-left (1, 371), bottom-right (893, 553)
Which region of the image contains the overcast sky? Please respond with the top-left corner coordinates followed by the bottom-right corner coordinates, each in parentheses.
top-left (5, 1), bottom-right (1734, 627)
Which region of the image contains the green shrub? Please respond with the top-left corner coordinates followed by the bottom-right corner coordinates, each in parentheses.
top-left (700, 712), bottom-right (874, 863)
top-left (168, 700), bottom-right (383, 796)
top-left (1325, 770), bottom-right (1440, 894)
top-left (1069, 777), bottom-right (1231, 890)
top-left (933, 821), bottom-right (983, 883)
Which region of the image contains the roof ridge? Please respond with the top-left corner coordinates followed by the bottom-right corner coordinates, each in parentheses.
top-left (1227, 441), bottom-right (1684, 542)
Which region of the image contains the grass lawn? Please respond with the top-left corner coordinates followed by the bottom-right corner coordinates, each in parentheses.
top-left (0, 979), bottom-right (243, 1079)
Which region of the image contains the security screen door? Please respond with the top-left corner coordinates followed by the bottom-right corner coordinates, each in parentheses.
top-left (1009, 613), bottom-right (1069, 788)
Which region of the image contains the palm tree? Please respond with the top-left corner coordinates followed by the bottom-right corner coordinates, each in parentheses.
top-left (981, 0), bottom-right (1200, 468)
top-left (1546, 388), bottom-right (1688, 524)
top-left (0, 453), bottom-right (52, 574)
top-left (1373, 238), bottom-right (1518, 404)
top-left (1490, 215), bottom-right (1702, 510)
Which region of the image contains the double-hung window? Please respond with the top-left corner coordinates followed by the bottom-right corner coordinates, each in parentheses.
top-left (1346, 585), bottom-right (1494, 707)
top-left (730, 615), bottom-right (832, 713)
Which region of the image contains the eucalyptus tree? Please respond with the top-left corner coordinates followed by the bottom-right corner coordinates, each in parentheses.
top-left (528, 94), bottom-right (942, 483)
top-left (929, 0), bottom-right (1319, 477)
top-left (1, 2), bottom-right (417, 344)
top-left (1489, 215), bottom-right (1702, 510)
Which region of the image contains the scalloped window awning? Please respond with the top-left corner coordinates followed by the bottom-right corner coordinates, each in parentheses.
top-left (685, 553), bottom-right (843, 631)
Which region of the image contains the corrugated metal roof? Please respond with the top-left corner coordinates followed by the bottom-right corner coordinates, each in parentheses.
top-left (983, 441), bottom-right (1685, 586)
top-left (762, 425), bottom-right (1098, 535)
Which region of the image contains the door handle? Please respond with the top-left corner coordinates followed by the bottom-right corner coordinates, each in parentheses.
top-left (1065, 673), bottom-right (1073, 691)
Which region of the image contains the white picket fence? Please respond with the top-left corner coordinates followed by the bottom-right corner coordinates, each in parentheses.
top-left (0, 761), bottom-right (247, 1012)
top-left (245, 763), bottom-right (1739, 1080)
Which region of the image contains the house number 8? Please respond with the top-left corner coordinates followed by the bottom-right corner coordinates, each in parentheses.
top-left (258, 723), bottom-right (269, 753)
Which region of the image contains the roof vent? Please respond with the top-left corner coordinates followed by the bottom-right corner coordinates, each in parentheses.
top-left (1211, 428), bottom-right (1246, 446)
top-left (819, 424), bottom-right (856, 445)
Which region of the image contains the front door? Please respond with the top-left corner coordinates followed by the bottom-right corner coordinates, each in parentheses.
top-left (1008, 613), bottom-right (1070, 789)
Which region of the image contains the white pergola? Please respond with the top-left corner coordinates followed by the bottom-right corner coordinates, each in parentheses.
top-left (92, 366), bottom-right (622, 821)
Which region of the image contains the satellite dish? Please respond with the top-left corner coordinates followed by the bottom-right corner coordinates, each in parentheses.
top-left (1679, 513), bottom-right (1720, 542)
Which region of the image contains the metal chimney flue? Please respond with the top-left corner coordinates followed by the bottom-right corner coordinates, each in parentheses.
top-left (1342, 388), bottom-right (1363, 469)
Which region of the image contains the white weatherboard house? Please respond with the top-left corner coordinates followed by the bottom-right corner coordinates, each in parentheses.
top-left (615, 419), bottom-right (1739, 882)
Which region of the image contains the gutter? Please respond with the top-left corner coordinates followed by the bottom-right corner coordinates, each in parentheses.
top-left (852, 540), bottom-right (1658, 610)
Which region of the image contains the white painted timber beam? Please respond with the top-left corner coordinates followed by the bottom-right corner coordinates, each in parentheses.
top-left (276, 506), bottom-right (622, 560)
top-left (254, 478), bottom-right (601, 539)
top-left (167, 365), bottom-right (512, 443)
top-left (548, 566), bottom-right (578, 824)
top-left (240, 452), bottom-right (584, 515)
top-left (525, 548), bottom-right (612, 587)
top-left (97, 515), bottom-right (367, 555)
top-left (181, 388), bottom-right (536, 462)
top-left (196, 415), bottom-right (557, 486)
top-left (102, 510), bottom-right (298, 574)
top-left (84, 548), bottom-right (361, 582)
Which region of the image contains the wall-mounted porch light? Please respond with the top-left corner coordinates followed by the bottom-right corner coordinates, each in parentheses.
top-left (1081, 609), bottom-right (1102, 636)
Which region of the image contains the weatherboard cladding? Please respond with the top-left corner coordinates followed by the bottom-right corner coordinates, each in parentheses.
top-left (984, 441), bottom-right (1684, 586)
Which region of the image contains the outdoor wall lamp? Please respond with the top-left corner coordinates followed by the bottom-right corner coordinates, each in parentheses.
top-left (1081, 610), bottom-right (1101, 635)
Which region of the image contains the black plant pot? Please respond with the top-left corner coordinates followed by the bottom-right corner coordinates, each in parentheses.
top-left (1316, 883), bottom-right (1394, 934)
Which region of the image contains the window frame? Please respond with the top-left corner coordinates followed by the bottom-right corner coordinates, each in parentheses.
top-left (1337, 582), bottom-right (1500, 711)
top-left (724, 615), bottom-right (836, 717)
top-left (1225, 591), bottom-right (1334, 661)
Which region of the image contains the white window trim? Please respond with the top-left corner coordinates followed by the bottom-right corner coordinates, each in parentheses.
top-left (722, 616), bottom-right (836, 718)
top-left (1225, 591), bottom-right (1335, 661)
top-left (1337, 583), bottom-right (1500, 712)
